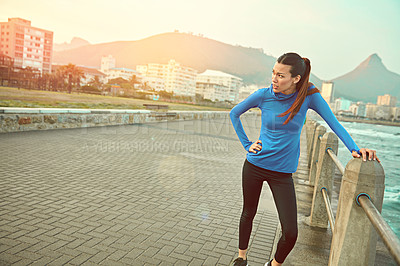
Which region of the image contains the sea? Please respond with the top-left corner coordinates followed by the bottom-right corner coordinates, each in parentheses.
top-left (315, 118), bottom-right (400, 239)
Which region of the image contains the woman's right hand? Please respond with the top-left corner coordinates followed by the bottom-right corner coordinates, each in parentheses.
top-left (249, 140), bottom-right (262, 153)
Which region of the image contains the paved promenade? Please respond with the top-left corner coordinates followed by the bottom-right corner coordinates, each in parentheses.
top-left (0, 116), bottom-right (280, 265)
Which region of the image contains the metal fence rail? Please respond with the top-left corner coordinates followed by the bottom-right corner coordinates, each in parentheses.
top-left (317, 134), bottom-right (345, 175)
top-left (321, 187), bottom-right (335, 231)
top-left (307, 118), bottom-right (400, 265)
top-left (358, 195), bottom-right (400, 265)
top-left (326, 148), bottom-right (345, 175)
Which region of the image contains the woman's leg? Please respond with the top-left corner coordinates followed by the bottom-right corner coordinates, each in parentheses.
top-left (267, 174), bottom-right (298, 264)
top-left (238, 160), bottom-right (264, 257)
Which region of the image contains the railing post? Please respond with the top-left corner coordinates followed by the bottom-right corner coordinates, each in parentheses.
top-left (309, 132), bottom-right (338, 228)
top-left (307, 121), bottom-right (320, 168)
top-left (305, 118), bottom-right (313, 155)
top-left (329, 158), bottom-right (385, 266)
top-left (308, 125), bottom-right (327, 185)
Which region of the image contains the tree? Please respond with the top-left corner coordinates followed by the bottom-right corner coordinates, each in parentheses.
top-left (88, 76), bottom-right (103, 90)
top-left (80, 85), bottom-right (101, 94)
top-left (107, 77), bottom-right (129, 86)
top-left (50, 71), bottom-right (64, 91)
top-left (158, 90), bottom-right (173, 100)
top-left (129, 74), bottom-right (138, 85)
top-left (37, 72), bottom-right (50, 90)
top-left (58, 63), bottom-right (85, 93)
top-left (21, 67), bottom-right (39, 89)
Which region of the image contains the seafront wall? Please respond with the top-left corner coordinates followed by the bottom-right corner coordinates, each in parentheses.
top-left (0, 108), bottom-right (241, 133)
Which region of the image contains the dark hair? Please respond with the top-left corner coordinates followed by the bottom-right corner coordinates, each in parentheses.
top-left (276, 52), bottom-right (319, 124)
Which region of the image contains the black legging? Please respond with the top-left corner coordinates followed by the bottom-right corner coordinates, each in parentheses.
top-left (239, 159), bottom-right (298, 263)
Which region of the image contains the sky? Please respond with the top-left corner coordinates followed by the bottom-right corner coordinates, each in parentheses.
top-left (1, 0), bottom-right (400, 80)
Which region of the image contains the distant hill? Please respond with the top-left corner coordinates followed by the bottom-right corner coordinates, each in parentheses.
top-left (332, 54), bottom-right (400, 103)
top-left (53, 32), bottom-right (323, 87)
top-left (53, 37), bottom-right (91, 52)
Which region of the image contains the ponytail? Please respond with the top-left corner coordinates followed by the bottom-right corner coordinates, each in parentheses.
top-left (277, 57), bottom-right (319, 125)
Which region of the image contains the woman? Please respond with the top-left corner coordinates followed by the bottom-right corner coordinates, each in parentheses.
top-left (229, 52), bottom-right (379, 266)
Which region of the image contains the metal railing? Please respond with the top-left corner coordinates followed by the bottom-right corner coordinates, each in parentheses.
top-left (358, 194), bottom-right (400, 264)
top-left (325, 146), bottom-right (345, 175)
top-left (321, 187), bottom-right (335, 231)
top-left (306, 119), bottom-right (400, 265)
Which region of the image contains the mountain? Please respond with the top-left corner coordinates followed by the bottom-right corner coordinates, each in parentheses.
top-left (53, 32), bottom-right (322, 87)
top-left (53, 37), bottom-right (91, 52)
top-left (332, 54), bottom-right (400, 103)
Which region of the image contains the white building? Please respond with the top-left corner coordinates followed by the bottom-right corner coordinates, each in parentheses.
top-left (365, 103), bottom-right (392, 120)
top-left (321, 82), bottom-right (334, 103)
top-left (78, 66), bottom-right (107, 85)
top-left (238, 85), bottom-right (259, 103)
top-left (137, 59), bottom-right (197, 97)
top-left (365, 104), bottom-right (400, 120)
top-left (334, 98), bottom-right (352, 113)
top-left (377, 94), bottom-right (397, 107)
top-left (101, 55), bottom-right (115, 73)
top-left (106, 67), bottom-right (141, 82)
top-left (100, 55), bottom-right (141, 83)
top-left (349, 102), bottom-right (366, 117)
top-left (136, 65), bottom-right (149, 77)
top-left (196, 82), bottom-right (229, 102)
top-left (196, 69), bottom-right (243, 103)
top-left (391, 107), bottom-right (400, 121)
top-left (142, 76), bottom-right (165, 91)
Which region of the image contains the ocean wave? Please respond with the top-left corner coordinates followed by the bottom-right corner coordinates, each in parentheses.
top-left (351, 130), bottom-right (400, 140)
top-left (384, 192), bottom-right (400, 202)
top-left (385, 185), bottom-right (400, 192)
top-left (315, 121), bottom-right (400, 143)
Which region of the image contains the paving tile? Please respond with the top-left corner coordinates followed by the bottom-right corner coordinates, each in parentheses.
top-left (87, 251), bottom-right (109, 264)
top-left (47, 254), bottom-right (74, 265)
top-left (15, 249), bottom-right (43, 261)
top-left (0, 253), bottom-right (22, 264)
top-left (68, 252), bottom-right (93, 265)
top-left (30, 256), bottom-right (54, 266)
top-left (0, 117), bottom-right (278, 265)
top-left (4, 242), bottom-right (32, 255)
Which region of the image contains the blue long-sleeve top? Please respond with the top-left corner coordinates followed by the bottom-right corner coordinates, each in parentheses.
top-left (230, 84), bottom-right (360, 173)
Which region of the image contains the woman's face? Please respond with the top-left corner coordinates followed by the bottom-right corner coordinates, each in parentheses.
top-left (271, 62), bottom-right (301, 95)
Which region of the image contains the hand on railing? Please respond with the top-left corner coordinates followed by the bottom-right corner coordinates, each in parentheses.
top-left (352, 148), bottom-right (380, 163)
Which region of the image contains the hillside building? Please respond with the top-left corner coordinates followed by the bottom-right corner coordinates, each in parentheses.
top-left (196, 82), bottom-right (229, 102)
top-left (77, 66), bottom-right (107, 85)
top-left (106, 67), bottom-right (141, 83)
top-left (349, 102), bottom-right (366, 117)
top-left (377, 94), bottom-right (397, 107)
top-left (334, 98), bottom-right (352, 113)
top-left (391, 107), bottom-right (400, 121)
top-left (142, 76), bottom-right (165, 91)
top-left (321, 82), bottom-right (334, 103)
top-left (196, 69), bottom-right (243, 103)
top-left (365, 103), bottom-right (392, 120)
top-left (101, 55), bottom-right (115, 73)
top-left (365, 94), bottom-right (399, 120)
top-left (137, 60), bottom-right (198, 97)
top-left (0, 18), bottom-right (53, 73)
top-left (100, 55), bottom-right (141, 83)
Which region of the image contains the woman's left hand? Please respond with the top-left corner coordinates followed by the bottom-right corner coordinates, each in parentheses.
top-left (352, 148), bottom-right (380, 163)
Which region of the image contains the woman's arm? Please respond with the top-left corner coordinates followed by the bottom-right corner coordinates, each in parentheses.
top-left (308, 93), bottom-right (359, 152)
top-left (308, 93), bottom-right (380, 162)
top-left (230, 88), bottom-right (264, 151)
